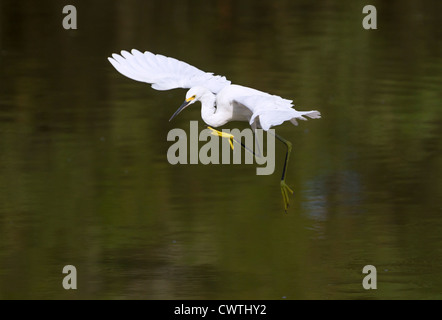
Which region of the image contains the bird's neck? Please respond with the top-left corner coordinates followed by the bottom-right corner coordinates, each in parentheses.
top-left (200, 92), bottom-right (226, 128)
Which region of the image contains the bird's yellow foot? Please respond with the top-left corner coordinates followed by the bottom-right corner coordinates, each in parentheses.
top-left (208, 126), bottom-right (235, 150)
top-left (280, 180), bottom-right (294, 213)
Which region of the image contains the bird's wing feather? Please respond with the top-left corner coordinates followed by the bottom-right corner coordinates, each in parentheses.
top-left (234, 94), bottom-right (321, 131)
top-left (108, 49), bottom-right (231, 94)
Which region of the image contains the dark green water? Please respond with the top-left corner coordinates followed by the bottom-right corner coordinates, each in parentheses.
top-left (0, 0), bottom-right (441, 299)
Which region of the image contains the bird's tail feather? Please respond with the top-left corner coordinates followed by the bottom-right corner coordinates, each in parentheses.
top-left (290, 110), bottom-right (321, 126)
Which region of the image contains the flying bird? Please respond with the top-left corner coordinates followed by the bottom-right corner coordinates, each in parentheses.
top-left (108, 49), bottom-right (321, 212)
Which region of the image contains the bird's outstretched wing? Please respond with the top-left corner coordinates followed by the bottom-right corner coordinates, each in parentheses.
top-left (108, 49), bottom-right (231, 94)
top-left (234, 94), bottom-right (321, 131)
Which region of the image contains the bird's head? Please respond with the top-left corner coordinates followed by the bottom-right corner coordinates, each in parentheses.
top-left (169, 87), bottom-right (207, 122)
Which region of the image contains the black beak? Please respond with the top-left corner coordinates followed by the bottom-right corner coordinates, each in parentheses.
top-left (169, 100), bottom-right (191, 122)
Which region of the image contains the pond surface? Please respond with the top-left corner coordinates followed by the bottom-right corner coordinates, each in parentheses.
top-left (0, 0), bottom-right (441, 299)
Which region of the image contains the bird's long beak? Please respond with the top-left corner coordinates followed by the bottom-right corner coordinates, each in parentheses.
top-left (169, 97), bottom-right (195, 122)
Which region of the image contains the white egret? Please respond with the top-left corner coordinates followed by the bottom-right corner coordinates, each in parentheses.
top-left (108, 49), bottom-right (321, 212)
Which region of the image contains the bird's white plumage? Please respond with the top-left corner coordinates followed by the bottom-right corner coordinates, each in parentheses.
top-left (233, 94), bottom-right (320, 130)
top-left (108, 49), bottom-right (321, 131)
top-left (108, 49), bottom-right (231, 94)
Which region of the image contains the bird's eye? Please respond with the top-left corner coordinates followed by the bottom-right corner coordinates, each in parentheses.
top-left (192, 95), bottom-right (196, 99)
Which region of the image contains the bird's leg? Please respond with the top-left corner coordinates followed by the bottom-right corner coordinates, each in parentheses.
top-left (274, 133), bottom-right (294, 213)
top-left (208, 126), bottom-right (293, 212)
top-left (208, 127), bottom-right (235, 150)
top-left (207, 127), bottom-right (258, 156)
